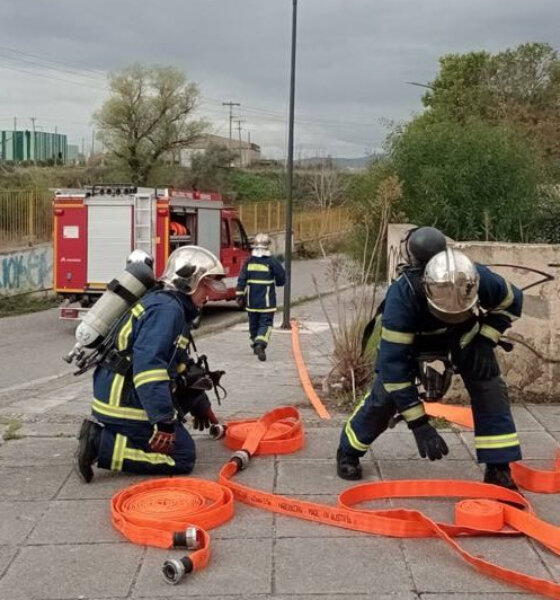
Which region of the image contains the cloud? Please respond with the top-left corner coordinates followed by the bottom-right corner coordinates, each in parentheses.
top-left (0, 0), bottom-right (558, 157)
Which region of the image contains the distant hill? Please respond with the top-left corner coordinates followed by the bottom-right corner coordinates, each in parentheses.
top-left (295, 155), bottom-right (381, 170)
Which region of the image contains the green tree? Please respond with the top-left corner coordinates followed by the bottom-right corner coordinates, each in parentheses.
top-left (187, 144), bottom-right (236, 192)
top-left (423, 43), bottom-right (560, 159)
top-left (390, 118), bottom-right (544, 242)
top-left (94, 64), bottom-right (206, 185)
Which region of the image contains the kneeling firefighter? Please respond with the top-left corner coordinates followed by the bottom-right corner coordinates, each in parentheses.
top-left (236, 233), bottom-right (286, 362)
top-left (337, 227), bottom-right (524, 490)
top-left (75, 246), bottom-right (227, 483)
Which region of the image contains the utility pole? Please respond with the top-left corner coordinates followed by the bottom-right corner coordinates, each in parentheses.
top-left (30, 117), bottom-right (37, 165)
top-left (81, 137), bottom-right (85, 158)
top-left (91, 129), bottom-right (95, 158)
top-left (222, 101), bottom-right (241, 143)
top-left (233, 119), bottom-right (244, 167)
top-left (13, 117), bottom-right (17, 131)
top-left (282, 0), bottom-right (298, 329)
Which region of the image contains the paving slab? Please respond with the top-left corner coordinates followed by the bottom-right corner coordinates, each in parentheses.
top-left (527, 404), bottom-right (560, 431)
top-left (28, 499), bottom-right (122, 545)
top-left (0, 543), bottom-right (142, 599)
top-left (0, 465), bottom-right (71, 501)
top-left (57, 468), bottom-right (159, 500)
top-left (0, 547), bottom-right (16, 578)
top-left (275, 427), bottom-right (341, 461)
top-left (378, 459), bottom-right (483, 482)
top-left (132, 539), bottom-right (272, 597)
top-left (511, 405), bottom-right (545, 431)
top-left (274, 537), bottom-right (412, 594)
top-left (272, 596), bottom-right (418, 600)
top-left (18, 421), bottom-right (78, 438)
top-left (404, 537), bottom-right (550, 594)
top-left (0, 501), bottom-right (47, 544)
top-left (524, 492), bottom-right (560, 527)
top-left (369, 431), bottom-right (471, 461)
top-left (210, 500), bottom-right (274, 540)
top-left (276, 458), bottom-right (378, 495)
top-left (0, 436), bottom-right (75, 467)
top-left (418, 594), bottom-right (546, 599)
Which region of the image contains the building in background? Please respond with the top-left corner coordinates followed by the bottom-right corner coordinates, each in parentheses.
top-left (0, 130), bottom-right (68, 164)
top-left (67, 144), bottom-right (80, 165)
top-left (180, 133), bottom-right (261, 168)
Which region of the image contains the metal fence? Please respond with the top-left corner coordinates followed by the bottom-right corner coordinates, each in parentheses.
top-left (237, 200), bottom-right (352, 242)
top-left (0, 190), bottom-right (52, 250)
top-left (0, 193), bottom-right (352, 251)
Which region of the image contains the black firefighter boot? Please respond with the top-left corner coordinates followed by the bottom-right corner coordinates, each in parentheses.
top-left (336, 448), bottom-right (362, 481)
top-left (75, 418), bottom-right (102, 483)
top-left (484, 462), bottom-right (519, 491)
top-left (255, 344), bottom-right (267, 362)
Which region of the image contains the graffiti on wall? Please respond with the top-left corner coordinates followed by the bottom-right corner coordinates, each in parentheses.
top-left (0, 245), bottom-right (52, 295)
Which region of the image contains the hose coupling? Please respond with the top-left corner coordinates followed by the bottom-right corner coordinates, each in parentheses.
top-left (161, 556), bottom-right (193, 585)
top-left (231, 449), bottom-right (250, 471)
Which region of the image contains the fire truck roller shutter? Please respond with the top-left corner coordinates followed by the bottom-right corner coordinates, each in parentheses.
top-left (197, 208), bottom-right (221, 257)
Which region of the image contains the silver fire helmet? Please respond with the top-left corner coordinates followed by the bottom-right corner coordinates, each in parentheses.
top-left (159, 245), bottom-right (225, 294)
top-left (423, 249), bottom-right (479, 324)
top-left (253, 233), bottom-right (272, 250)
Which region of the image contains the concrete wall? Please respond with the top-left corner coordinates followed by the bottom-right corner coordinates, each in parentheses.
top-left (387, 224), bottom-right (560, 401)
top-left (0, 243), bottom-right (52, 296)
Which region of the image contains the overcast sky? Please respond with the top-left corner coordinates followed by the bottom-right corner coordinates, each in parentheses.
top-left (0, 0), bottom-right (558, 158)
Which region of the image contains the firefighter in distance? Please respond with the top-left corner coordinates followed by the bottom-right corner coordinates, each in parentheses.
top-left (337, 227), bottom-right (523, 490)
top-left (75, 246), bottom-right (226, 482)
top-left (236, 233), bottom-right (286, 362)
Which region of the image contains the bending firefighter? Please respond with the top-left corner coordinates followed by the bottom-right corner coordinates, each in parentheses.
top-left (236, 233), bottom-right (286, 362)
top-left (337, 227), bottom-right (523, 490)
top-left (75, 246), bottom-right (226, 482)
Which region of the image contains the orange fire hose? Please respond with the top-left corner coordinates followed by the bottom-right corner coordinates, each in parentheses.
top-left (110, 325), bottom-right (560, 594)
top-left (111, 477), bottom-right (234, 583)
top-left (290, 319), bottom-right (331, 419)
top-left (218, 406), bottom-right (560, 600)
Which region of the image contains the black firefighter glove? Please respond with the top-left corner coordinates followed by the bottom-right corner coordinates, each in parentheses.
top-left (235, 294), bottom-right (246, 309)
top-left (149, 420), bottom-right (176, 454)
top-left (458, 334), bottom-right (499, 380)
top-left (408, 416), bottom-right (449, 461)
top-left (190, 391), bottom-right (215, 431)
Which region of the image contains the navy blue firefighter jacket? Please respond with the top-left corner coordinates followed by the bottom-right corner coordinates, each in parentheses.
top-left (92, 289), bottom-right (199, 426)
top-left (236, 255), bottom-right (286, 312)
top-left (377, 264), bottom-right (523, 422)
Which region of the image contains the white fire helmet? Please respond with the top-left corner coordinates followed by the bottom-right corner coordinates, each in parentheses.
top-left (252, 232), bottom-right (272, 257)
top-left (159, 245), bottom-right (226, 295)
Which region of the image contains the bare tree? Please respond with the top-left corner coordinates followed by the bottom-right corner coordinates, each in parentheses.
top-left (306, 162), bottom-right (348, 210)
top-left (94, 64), bottom-right (206, 185)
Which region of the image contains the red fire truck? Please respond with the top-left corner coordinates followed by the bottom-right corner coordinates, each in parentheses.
top-left (53, 185), bottom-right (252, 319)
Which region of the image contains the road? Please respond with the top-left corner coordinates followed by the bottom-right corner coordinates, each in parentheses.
top-left (0, 256), bottom-right (343, 391)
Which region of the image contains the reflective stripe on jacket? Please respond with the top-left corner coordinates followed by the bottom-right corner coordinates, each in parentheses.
top-left (236, 256), bottom-right (286, 312)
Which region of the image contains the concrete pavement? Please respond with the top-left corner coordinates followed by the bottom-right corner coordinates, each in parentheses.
top-left (0, 285), bottom-right (559, 599)
top-left (0, 256), bottom-right (333, 391)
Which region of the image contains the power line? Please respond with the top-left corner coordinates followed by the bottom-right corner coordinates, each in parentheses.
top-left (221, 101), bottom-right (240, 142)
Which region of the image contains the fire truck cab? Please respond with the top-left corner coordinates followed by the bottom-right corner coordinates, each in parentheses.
top-left (53, 185), bottom-right (252, 319)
